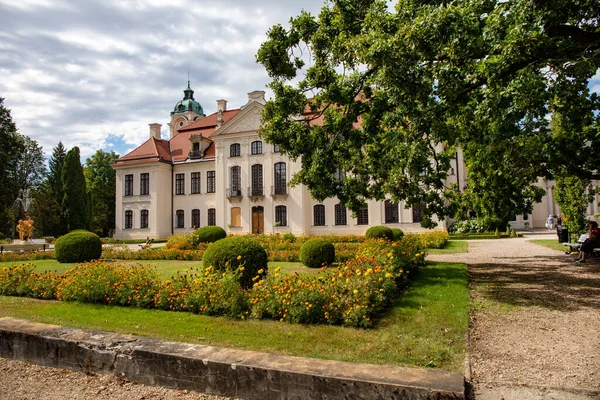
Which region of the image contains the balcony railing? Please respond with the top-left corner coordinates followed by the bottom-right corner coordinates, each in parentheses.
top-left (188, 150), bottom-right (203, 159)
top-left (227, 188), bottom-right (243, 198)
top-left (271, 185), bottom-right (288, 196)
top-left (247, 186), bottom-right (264, 197)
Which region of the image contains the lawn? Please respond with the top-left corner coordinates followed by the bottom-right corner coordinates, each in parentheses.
top-left (427, 240), bottom-right (468, 254)
top-left (0, 261), bottom-right (468, 373)
top-left (0, 260), bottom-right (318, 279)
top-left (528, 239), bottom-right (568, 252)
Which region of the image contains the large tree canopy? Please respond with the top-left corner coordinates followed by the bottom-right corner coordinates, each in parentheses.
top-left (85, 149), bottom-right (118, 237)
top-left (256, 0), bottom-right (599, 227)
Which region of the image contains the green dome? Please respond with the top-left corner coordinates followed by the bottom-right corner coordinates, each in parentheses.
top-left (171, 82), bottom-right (205, 116)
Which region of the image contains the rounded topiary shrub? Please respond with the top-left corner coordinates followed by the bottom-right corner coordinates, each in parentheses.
top-left (391, 228), bottom-right (404, 241)
top-left (365, 226), bottom-right (394, 241)
top-left (299, 238), bottom-right (335, 269)
top-left (202, 236), bottom-right (268, 288)
top-left (194, 226), bottom-right (227, 243)
top-left (54, 230), bottom-right (102, 263)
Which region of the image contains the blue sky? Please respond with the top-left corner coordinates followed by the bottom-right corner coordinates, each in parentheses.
top-left (0, 0), bottom-right (598, 162)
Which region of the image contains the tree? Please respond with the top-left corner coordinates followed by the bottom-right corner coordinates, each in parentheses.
top-left (61, 147), bottom-right (89, 231)
top-left (554, 170), bottom-right (595, 236)
top-left (84, 150), bottom-right (119, 237)
top-left (47, 142), bottom-right (67, 235)
top-left (256, 0), bottom-right (600, 227)
top-left (0, 98), bottom-right (24, 236)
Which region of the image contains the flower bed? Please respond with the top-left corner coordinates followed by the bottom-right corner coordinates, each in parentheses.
top-left (0, 251), bottom-right (55, 262)
top-left (0, 237), bottom-right (424, 328)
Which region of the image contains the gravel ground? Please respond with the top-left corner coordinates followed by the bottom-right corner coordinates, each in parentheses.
top-left (0, 357), bottom-right (232, 400)
top-left (429, 232), bottom-right (600, 400)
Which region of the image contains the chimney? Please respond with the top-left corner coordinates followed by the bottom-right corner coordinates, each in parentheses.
top-left (216, 99), bottom-right (227, 112)
top-left (149, 123), bottom-right (162, 140)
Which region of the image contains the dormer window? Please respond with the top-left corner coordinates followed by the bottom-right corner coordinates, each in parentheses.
top-left (189, 134), bottom-right (208, 160)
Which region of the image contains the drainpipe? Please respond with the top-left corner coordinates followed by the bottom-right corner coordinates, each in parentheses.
top-left (171, 164), bottom-right (174, 235)
top-left (456, 151), bottom-right (460, 192)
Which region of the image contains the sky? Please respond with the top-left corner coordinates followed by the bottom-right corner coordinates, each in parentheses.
top-left (0, 0), bottom-right (326, 160)
top-left (1, 1), bottom-right (599, 162)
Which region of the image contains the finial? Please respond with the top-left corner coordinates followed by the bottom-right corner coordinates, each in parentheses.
top-left (187, 70), bottom-right (190, 88)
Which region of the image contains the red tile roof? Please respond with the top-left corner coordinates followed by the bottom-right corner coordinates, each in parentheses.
top-left (114, 137), bottom-right (172, 165)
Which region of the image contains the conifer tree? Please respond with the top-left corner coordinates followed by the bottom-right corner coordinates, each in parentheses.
top-left (61, 147), bottom-right (89, 231)
top-left (48, 142), bottom-right (67, 235)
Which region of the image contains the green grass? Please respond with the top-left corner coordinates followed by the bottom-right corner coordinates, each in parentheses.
top-left (0, 261), bottom-right (468, 373)
top-left (528, 239), bottom-right (568, 252)
top-left (0, 260), bottom-right (317, 280)
top-left (427, 241), bottom-right (468, 254)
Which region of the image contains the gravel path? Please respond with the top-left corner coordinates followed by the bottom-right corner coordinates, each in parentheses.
top-left (428, 233), bottom-right (600, 400)
top-left (0, 357), bottom-right (232, 400)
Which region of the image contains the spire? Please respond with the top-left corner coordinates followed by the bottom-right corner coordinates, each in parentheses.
top-left (183, 79), bottom-right (194, 100)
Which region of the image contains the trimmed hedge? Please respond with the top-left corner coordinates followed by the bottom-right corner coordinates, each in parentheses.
top-left (202, 236), bottom-right (268, 288)
top-left (391, 228), bottom-right (404, 241)
top-left (194, 226), bottom-right (227, 243)
top-left (54, 230), bottom-right (102, 263)
top-left (299, 238), bottom-right (335, 269)
top-left (365, 226), bottom-right (394, 241)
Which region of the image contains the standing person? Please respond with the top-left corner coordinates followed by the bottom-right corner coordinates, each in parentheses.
top-left (546, 215), bottom-right (554, 230)
top-left (557, 214), bottom-right (563, 227)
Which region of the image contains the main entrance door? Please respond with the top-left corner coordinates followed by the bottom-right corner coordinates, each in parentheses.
top-left (252, 206), bottom-right (264, 234)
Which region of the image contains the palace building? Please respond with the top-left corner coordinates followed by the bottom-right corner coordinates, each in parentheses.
top-left (112, 84), bottom-right (599, 240)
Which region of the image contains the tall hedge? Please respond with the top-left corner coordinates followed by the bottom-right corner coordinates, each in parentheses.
top-left (61, 147), bottom-right (89, 231)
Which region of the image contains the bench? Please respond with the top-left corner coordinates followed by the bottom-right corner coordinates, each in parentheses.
top-left (138, 238), bottom-right (154, 250)
top-left (563, 234), bottom-right (600, 256)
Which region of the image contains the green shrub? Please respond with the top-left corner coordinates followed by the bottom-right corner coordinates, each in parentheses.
top-left (166, 233), bottom-right (196, 250)
top-left (299, 239), bottom-right (335, 269)
top-left (194, 226), bottom-right (227, 243)
top-left (0, 232), bottom-right (5, 240)
top-left (282, 232), bottom-right (296, 242)
top-left (54, 230), bottom-right (102, 263)
top-left (365, 226), bottom-right (394, 241)
top-left (202, 236), bottom-right (268, 288)
top-left (391, 228), bottom-right (404, 241)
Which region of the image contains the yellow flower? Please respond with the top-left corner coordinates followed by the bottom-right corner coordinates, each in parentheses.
top-left (237, 255), bottom-right (242, 260)
top-left (258, 269), bottom-right (264, 274)
top-left (353, 289), bottom-right (359, 294)
top-left (239, 267), bottom-right (245, 271)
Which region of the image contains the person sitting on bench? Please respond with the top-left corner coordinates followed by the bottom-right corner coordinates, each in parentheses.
top-left (574, 227), bottom-right (600, 263)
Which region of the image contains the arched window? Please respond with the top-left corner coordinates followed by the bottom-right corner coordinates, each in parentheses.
top-left (125, 210), bottom-right (133, 229)
top-left (140, 210), bottom-right (149, 229)
top-left (191, 209), bottom-right (200, 228)
top-left (231, 207), bottom-right (241, 227)
top-left (357, 206), bottom-right (369, 225)
top-left (251, 164), bottom-right (263, 196)
top-left (251, 140), bottom-right (262, 155)
top-left (175, 210), bottom-right (184, 228)
top-left (274, 162), bottom-right (286, 194)
top-left (313, 204), bottom-right (325, 226)
top-left (334, 203), bottom-right (347, 226)
top-left (275, 205), bottom-right (287, 227)
top-left (207, 208), bottom-right (216, 226)
top-left (385, 200), bottom-right (399, 223)
top-left (230, 143), bottom-right (240, 157)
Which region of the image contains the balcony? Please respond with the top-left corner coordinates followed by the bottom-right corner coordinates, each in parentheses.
top-left (271, 185), bottom-right (288, 196)
top-left (227, 188), bottom-right (243, 198)
top-left (188, 150), bottom-right (203, 159)
top-left (247, 186), bottom-right (264, 197)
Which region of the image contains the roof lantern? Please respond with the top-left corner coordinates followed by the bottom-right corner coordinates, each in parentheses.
top-left (171, 80), bottom-right (205, 117)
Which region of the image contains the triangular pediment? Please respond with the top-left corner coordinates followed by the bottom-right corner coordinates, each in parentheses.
top-left (213, 101), bottom-right (263, 137)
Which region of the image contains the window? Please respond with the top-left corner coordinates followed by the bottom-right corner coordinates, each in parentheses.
top-left (251, 141), bottom-right (262, 155)
top-left (335, 166), bottom-right (345, 182)
top-left (251, 164), bottom-right (263, 195)
top-left (124, 174), bottom-right (133, 196)
top-left (273, 144), bottom-right (280, 153)
top-left (335, 203), bottom-right (347, 226)
top-left (207, 208), bottom-right (217, 226)
top-left (230, 166), bottom-right (241, 195)
top-left (125, 210), bottom-right (133, 229)
top-left (385, 200), bottom-right (399, 223)
top-left (274, 162), bottom-right (286, 194)
top-left (175, 210), bottom-right (184, 228)
top-left (191, 172), bottom-right (201, 194)
top-left (191, 209), bottom-right (200, 228)
top-left (230, 143), bottom-right (240, 157)
top-left (313, 204), bottom-right (326, 226)
top-left (357, 206), bottom-right (369, 225)
top-left (140, 173), bottom-right (149, 195)
top-left (140, 210), bottom-right (148, 229)
top-left (207, 208), bottom-right (216, 226)
top-left (231, 207), bottom-right (241, 227)
top-left (175, 173), bottom-right (185, 195)
top-left (275, 205), bottom-right (287, 227)
top-left (207, 171), bottom-right (215, 193)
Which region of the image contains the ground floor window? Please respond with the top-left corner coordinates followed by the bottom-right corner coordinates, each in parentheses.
top-left (334, 203), bottom-right (347, 226)
top-left (313, 204), bottom-right (325, 226)
top-left (140, 210), bottom-right (148, 229)
top-left (385, 200), bottom-right (399, 223)
top-left (208, 208), bottom-right (216, 226)
top-left (191, 209), bottom-right (200, 228)
top-left (357, 206), bottom-right (369, 225)
top-left (275, 205), bottom-right (287, 226)
top-left (176, 209), bottom-right (184, 228)
top-left (125, 210), bottom-right (133, 229)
